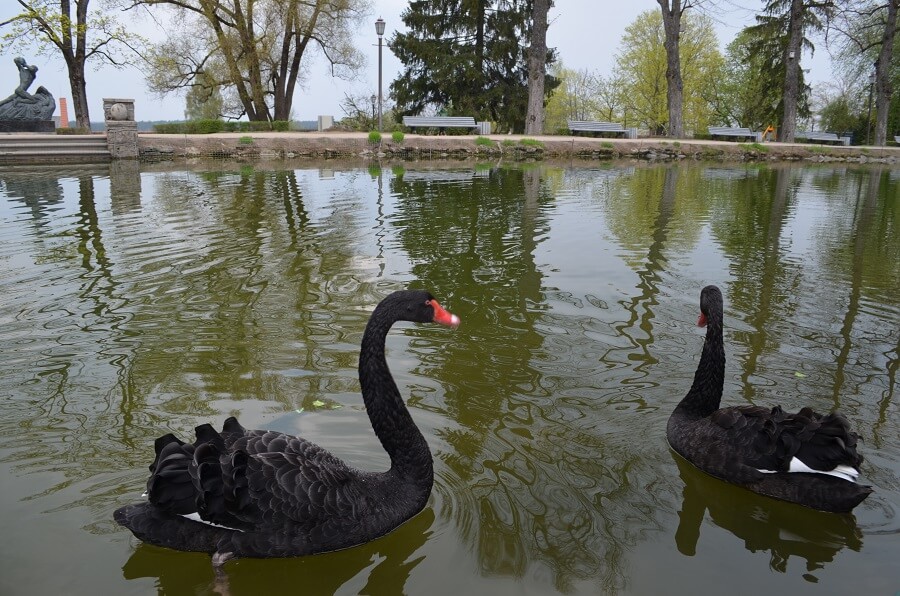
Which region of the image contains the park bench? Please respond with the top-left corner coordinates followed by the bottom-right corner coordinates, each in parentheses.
top-left (402, 116), bottom-right (478, 134)
top-left (708, 126), bottom-right (763, 142)
top-left (894, 135), bottom-right (900, 144)
top-left (795, 130), bottom-right (850, 146)
top-left (568, 120), bottom-right (637, 139)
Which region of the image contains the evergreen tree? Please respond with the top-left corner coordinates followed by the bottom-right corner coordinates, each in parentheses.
top-left (390, 0), bottom-right (557, 132)
top-left (749, 0), bottom-right (830, 141)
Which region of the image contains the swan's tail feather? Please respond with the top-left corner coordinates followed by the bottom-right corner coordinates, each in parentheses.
top-left (146, 440), bottom-right (198, 514)
top-left (149, 433), bottom-right (184, 473)
top-left (192, 442), bottom-right (226, 518)
top-left (788, 409), bottom-right (864, 472)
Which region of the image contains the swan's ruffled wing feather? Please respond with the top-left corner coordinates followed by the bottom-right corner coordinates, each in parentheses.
top-left (710, 404), bottom-right (863, 473)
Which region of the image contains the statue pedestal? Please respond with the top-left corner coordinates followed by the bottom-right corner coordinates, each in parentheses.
top-left (106, 121), bottom-right (138, 159)
top-left (0, 120), bottom-right (55, 133)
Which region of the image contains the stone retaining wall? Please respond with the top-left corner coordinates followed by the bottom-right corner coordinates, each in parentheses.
top-left (137, 132), bottom-right (900, 164)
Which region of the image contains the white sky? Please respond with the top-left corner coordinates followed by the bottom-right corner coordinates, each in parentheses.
top-left (0, 0), bottom-right (834, 122)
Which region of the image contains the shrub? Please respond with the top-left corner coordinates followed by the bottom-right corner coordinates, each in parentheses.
top-left (56, 127), bottom-right (91, 135)
top-left (152, 122), bottom-right (182, 133)
top-left (151, 120), bottom-right (291, 134)
top-left (238, 136), bottom-right (254, 145)
top-left (368, 130), bottom-right (382, 144)
top-left (391, 130), bottom-right (405, 144)
top-left (184, 119), bottom-right (223, 134)
top-left (475, 136), bottom-right (494, 147)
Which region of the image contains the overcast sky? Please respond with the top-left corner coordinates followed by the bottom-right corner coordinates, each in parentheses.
top-left (0, 0), bottom-right (834, 122)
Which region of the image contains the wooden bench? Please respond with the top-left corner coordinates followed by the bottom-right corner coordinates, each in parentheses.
top-left (795, 130), bottom-right (850, 146)
top-left (402, 116), bottom-right (478, 134)
top-left (568, 120), bottom-right (637, 139)
top-left (708, 126), bottom-right (762, 142)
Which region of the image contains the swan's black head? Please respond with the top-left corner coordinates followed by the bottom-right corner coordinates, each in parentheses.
top-left (382, 290), bottom-right (460, 328)
top-left (697, 285), bottom-right (723, 327)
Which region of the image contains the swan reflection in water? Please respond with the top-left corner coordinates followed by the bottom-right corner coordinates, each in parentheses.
top-left (121, 507), bottom-right (434, 595)
top-left (671, 450), bottom-right (863, 579)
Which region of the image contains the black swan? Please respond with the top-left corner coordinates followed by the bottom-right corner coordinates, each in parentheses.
top-left (666, 285), bottom-right (872, 513)
top-left (114, 290), bottom-right (460, 563)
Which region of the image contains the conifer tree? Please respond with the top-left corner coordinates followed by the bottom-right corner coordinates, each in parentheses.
top-left (390, 0), bottom-right (557, 132)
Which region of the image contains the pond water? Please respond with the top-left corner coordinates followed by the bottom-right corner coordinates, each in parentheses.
top-left (0, 160), bottom-right (898, 595)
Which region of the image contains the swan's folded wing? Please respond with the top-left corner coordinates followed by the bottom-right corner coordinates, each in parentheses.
top-left (215, 433), bottom-right (360, 528)
top-left (710, 405), bottom-right (787, 469)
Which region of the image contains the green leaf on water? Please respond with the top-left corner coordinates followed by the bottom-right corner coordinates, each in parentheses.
top-left (794, 371), bottom-right (807, 378)
top-left (312, 400), bottom-right (325, 407)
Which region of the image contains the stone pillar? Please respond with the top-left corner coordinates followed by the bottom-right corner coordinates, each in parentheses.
top-left (103, 98), bottom-right (138, 159)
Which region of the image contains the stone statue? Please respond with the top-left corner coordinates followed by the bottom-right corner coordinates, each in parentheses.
top-left (0, 57), bottom-right (56, 122)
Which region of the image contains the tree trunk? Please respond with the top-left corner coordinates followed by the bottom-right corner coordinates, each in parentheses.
top-left (69, 65), bottom-right (91, 129)
top-left (525, 0), bottom-right (550, 135)
top-left (779, 0), bottom-right (805, 143)
top-left (658, 0), bottom-right (684, 138)
top-left (55, 0), bottom-right (91, 128)
top-left (873, 0), bottom-right (897, 147)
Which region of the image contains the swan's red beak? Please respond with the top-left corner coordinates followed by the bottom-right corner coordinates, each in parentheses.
top-left (697, 312), bottom-right (708, 327)
top-left (429, 300), bottom-right (460, 329)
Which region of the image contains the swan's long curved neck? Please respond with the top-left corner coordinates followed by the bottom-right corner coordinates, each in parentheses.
top-left (675, 315), bottom-right (725, 419)
top-left (359, 313), bottom-right (433, 485)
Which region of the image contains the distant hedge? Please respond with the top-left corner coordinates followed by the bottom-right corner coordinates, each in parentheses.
top-left (152, 120), bottom-right (292, 134)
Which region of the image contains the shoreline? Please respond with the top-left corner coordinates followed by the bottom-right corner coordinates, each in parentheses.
top-left (137, 131), bottom-right (900, 164)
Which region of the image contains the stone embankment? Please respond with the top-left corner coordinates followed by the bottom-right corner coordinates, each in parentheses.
top-left (138, 131), bottom-right (899, 164)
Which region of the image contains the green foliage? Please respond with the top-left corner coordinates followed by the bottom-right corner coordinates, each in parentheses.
top-left (601, 141), bottom-right (614, 149)
top-left (391, 0), bottom-right (559, 133)
top-left (391, 130), bottom-right (405, 144)
top-left (475, 136), bottom-right (495, 147)
top-left (238, 136), bottom-right (254, 145)
top-left (818, 95), bottom-right (866, 141)
top-left (519, 138), bottom-right (544, 148)
top-left (615, 10), bottom-right (724, 136)
top-left (544, 62), bottom-right (625, 129)
top-left (184, 71), bottom-right (224, 121)
top-left (734, 0), bottom-right (824, 131)
top-left (368, 131), bottom-right (382, 144)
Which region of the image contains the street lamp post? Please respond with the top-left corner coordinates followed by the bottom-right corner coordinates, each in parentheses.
top-left (375, 17), bottom-right (385, 132)
top-left (370, 94), bottom-right (377, 128)
top-left (866, 71), bottom-right (876, 146)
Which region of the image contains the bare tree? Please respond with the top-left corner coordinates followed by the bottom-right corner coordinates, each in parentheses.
top-left (1, 0), bottom-right (145, 128)
top-left (830, 0), bottom-right (898, 145)
top-left (135, 0), bottom-right (369, 122)
top-left (525, 0), bottom-right (550, 135)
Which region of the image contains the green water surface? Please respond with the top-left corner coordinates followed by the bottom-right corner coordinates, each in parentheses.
top-left (0, 160), bottom-right (897, 595)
